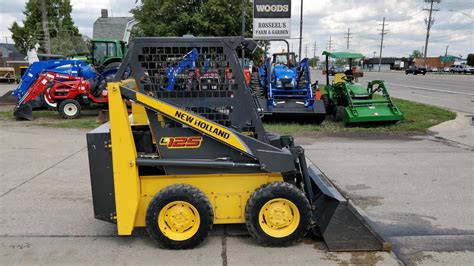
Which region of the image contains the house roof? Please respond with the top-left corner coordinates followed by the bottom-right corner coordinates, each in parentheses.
top-left (0, 43), bottom-right (26, 61)
top-left (0, 43), bottom-right (19, 53)
top-left (93, 17), bottom-right (134, 40)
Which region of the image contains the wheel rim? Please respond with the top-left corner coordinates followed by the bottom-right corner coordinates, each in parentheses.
top-left (258, 198), bottom-right (300, 238)
top-left (63, 103), bottom-right (78, 117)
top-left (158, 201), bottom-right (200, 241)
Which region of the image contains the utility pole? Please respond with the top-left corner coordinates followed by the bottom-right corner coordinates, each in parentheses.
top-left (378, 17), bottom-right (388, 72)
top-left (444, 45), bottom-right (449, 68)
top-left (298, 0), bottom-right (304, 62)
top-left (373, 51), bottom-right (376, 58)
top-left (344, 28), bottom-right (353, 50)
top-left (423, 0), bottom-right (440, 67)
top-left (241, 0), bottom-right (245, 69)
top-left (40, 0), bottom-right (51, 54)
top-left (305, 43), bottom-right (308, 58)
top-left (313, 42), bottom-right (317, 58)
top-left (327, 36), bottom-right (334, 50)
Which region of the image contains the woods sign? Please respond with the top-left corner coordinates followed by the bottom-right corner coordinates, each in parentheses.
top-left (253, 0), bottom-right (291, 39)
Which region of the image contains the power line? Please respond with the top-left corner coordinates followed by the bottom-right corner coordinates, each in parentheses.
top-left (378, 17), bottom-right (388, 72)
top-left (423, 0), bottom-right (441, 66)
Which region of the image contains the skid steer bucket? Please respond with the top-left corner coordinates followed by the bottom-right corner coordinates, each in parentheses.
top-left (307, 166), bottom-right (389, 251)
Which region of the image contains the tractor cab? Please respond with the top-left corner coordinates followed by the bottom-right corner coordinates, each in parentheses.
top-left (90, 39), bottom-right (126, 70)
top-left (272, 52), bottom-right (296, 66)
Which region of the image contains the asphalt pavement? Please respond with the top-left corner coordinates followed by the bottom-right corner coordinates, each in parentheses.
top-left (1, 72), bottom-right (473, 266)
top-left (311, 70), bottom-right (474, 114)
top-left (0, 125), bottom-right (401, 265)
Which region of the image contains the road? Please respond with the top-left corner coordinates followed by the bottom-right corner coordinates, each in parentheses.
top-left (311, 71), bottom-right (474, 114)
top-left (1, 121), bottom-right (473, 265)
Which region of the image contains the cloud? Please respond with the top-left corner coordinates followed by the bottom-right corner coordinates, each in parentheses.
top-left (1, 0), bottom-right (472, 57)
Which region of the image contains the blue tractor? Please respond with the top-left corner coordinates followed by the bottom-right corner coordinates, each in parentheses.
top-left (251, 50), bottom-right (326, 124)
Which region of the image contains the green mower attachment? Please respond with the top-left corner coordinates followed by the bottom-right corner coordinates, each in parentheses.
top-left (333, 80), bottom-right (403, 124)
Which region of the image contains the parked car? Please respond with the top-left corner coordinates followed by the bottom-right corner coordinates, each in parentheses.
top-left (328, 66), bottom-right (346, 76)
top-left (405, 65), bottom-right (427, 75)
top-left (450, 64), bottom-right (474, 74)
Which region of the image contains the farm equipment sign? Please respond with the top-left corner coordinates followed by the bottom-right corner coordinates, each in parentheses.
top-left (253, 0), bottom-right (291, 39)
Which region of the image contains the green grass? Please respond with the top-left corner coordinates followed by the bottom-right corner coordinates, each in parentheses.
top-left (0, 109), bottom-right (99, 129)
top-left (264, 97), bottom-right (456, 135)
top-left (36, 118), bottom-right (98, 129)
top-left (1, 96), bottom-right (456, 133)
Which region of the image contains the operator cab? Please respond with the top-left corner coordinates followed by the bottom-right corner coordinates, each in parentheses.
top-left (272, 52), bottom-right (296, 67)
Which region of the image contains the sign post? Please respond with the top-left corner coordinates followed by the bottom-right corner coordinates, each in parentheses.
top-left (253, 0), bottom-right (292, 40)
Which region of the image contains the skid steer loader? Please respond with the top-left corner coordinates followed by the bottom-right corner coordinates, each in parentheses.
top-left (86, 37), bottom-right (388, 251)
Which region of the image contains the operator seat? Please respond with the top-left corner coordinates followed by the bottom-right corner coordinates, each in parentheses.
top-left (333, 73), bottom-right (346, 84)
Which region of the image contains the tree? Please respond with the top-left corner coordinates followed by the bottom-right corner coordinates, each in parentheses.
top-left (9, 0), bottom-right (86, 55)
top-left (411, 50), bottom-right (423, 59)
top-left (132, 0), bottom-right (253, 37)
top-left (133, 0), bottom-right (267, 64)
top-left (467, 54), bottom-right (474, 66)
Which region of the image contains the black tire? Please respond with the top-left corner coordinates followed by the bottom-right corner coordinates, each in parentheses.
top-left (103, 62), bottom-right (121, 73)
top-left (102, 62), bottom-right (121, 81)
top-left (335, 105), bottom-right (345, 122)
top-left (245, 182), bottom-right (311, 247)
top-left (145, 184), bottom-right (213, 249)
top-left (58, 99), bottom-right (81, 119)
top-left (250, 72), bottom-right (263, 97)
top-left (321, 94), bottom-right (332, 114)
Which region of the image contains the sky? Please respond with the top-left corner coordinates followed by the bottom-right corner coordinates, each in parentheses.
top-left (0, 0), bottom-right (472, 58)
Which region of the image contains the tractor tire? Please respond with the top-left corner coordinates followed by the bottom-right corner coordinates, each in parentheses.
top-left (145, 184), bottom-right (213, 249)
top-left (250, 72), bottom-right (263, 97)
top-left (321, 94), bottom-right (332, 114)
top-left (102, 62), bottom-right (121, 81)
top-left (58, 99), bottom-right (81, 119)
top-left (335, 105), bottom-right (345, 122)
top-left (245, 182), bottom-right (311, 247)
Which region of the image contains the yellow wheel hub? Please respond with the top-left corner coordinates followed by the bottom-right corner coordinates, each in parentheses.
top-left (158, 201), bottom-right (200, 241)
top-left (258, 198), bottom-right (300, 238)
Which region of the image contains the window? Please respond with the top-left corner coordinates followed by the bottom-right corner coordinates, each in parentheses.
top-left (93, 42), bottom-right (107, 64)
top-left (107, 43), bottom-right (117, 57)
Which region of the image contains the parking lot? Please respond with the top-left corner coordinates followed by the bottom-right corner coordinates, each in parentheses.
top-left (1, 70), bottom-right (473, 265)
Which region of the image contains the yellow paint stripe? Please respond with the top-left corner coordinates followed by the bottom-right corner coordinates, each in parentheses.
top-left (136, 93), bottom-right (252, 156)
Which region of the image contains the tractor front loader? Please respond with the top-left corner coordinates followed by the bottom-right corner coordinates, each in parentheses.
top-left (87, 37), bottom-right (388, 251)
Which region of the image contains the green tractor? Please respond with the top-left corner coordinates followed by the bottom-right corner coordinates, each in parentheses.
top-left (73, 38), bottom-right (126, 73)
top-left (321, 50), bottom-right (403, 125)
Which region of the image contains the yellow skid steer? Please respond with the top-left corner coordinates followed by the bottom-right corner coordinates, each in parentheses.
top-left (86, 37), bottom-right (388, 251)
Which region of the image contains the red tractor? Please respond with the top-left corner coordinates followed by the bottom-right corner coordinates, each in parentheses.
top-left (14, 72), bottom-right (108, 120)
